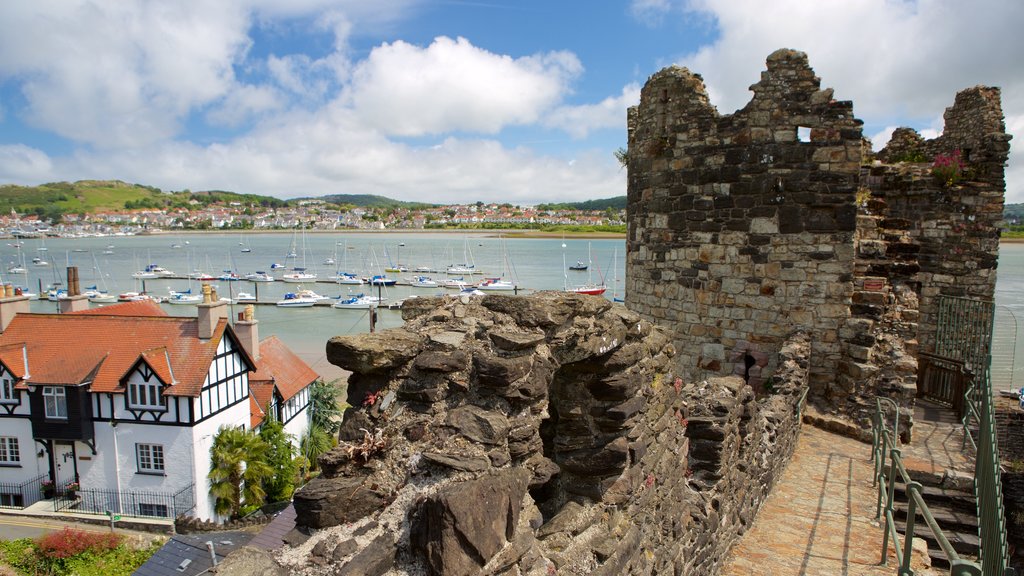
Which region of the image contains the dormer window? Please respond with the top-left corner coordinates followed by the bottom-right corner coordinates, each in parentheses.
top-left (42, 386), bottom-right (67, 419)
top-left (0, 377), bottom-right (16, 404)
top-left (128, 379), bottom-right (164, 410)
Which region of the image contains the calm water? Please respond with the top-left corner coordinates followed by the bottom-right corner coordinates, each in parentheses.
top-left (1, 232), bottom-right (626, 381)
top-left (5, 233), bottom-right (1022, 387)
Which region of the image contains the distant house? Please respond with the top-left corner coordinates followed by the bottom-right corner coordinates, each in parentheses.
top-left (0, 287), bottom-right (317, 522)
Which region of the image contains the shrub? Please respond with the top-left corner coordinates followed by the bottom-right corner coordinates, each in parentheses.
top-left (36, 527), bottom-right (121, 559)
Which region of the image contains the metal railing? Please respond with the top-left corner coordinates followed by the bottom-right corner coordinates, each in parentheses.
top-left (0, 473), bottom-right (48, 509)
top-left (871, 397), bottom-right (984, 575)
top-left (53, 483), bottom-right (195, 520)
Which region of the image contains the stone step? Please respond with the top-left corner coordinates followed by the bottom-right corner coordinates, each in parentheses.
top-left (893, 518), bottom-right (980, 557)
top-left (893, 505), bottom-right (979, 537)
top-left (891, 483), bottom-right (976, 513)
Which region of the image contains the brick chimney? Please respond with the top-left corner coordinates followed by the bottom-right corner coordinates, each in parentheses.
top-left (196, 284), bottom-right (227, 340)
top-left (233, 305), bottom-right (259, 361)
top-left (0, 284), bottom-right (30, 333)
top-left (58, 266), bottom-right (88, 314)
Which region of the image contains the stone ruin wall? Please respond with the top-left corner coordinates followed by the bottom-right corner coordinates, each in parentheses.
top-left (626, 48), bottom-right (1008, 431)
top-left (268, 293), bottom-right (811, 576)
top-left (624, 49), bottom-right (861, 397)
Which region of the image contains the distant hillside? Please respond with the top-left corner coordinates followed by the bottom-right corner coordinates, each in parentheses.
top-left (1005, 203), bottom-right (1024, 222)
top-left (311, 194), bottom-right (437, 209)
top-left (536, 196), bottom-right (626, 211)
top-left (0, 180), bottom-right (286, 221)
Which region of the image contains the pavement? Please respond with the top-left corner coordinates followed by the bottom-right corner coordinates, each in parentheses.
top-left (0, 497), bottom-right (172, 539)
top-left (720, 402), bottom-right (969, 576)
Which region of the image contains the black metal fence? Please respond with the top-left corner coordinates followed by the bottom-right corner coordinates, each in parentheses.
top-left (53, 483), bottom-right (195, 519)
top-left (0, 473), bottom-right (48, 509)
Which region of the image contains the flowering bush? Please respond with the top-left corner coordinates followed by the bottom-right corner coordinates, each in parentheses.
top-left (65, 482), bottom-right (79, 492)
top-left (932, 150), bottom-right (965, 186)
top-left (35, 527), bottom-right (121, 559)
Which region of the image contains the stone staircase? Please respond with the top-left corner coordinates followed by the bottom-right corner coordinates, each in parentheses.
top-left (892, 469), bottom-right (980, 570)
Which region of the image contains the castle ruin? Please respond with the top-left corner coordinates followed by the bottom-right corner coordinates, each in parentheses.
top-left (625, 48), bottom-right (1009, 431)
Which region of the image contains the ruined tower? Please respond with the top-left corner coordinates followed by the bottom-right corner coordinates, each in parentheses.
top-left (626, 49), bottom-right (1009, 423)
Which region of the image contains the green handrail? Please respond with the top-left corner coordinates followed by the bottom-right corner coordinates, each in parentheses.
top-left (871, 398), bottom-right (984, 575)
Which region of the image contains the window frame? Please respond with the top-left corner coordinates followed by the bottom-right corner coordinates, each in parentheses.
top-left (128, 378), bottom-right (165, 411)
top-left (138, 502), bottom-right (169, 518)
top-left (42, 386), bottom-right (67, 419)
top-left (0, 377), bottom-right (16, 404)
top-left (136, 443), bottom-right (165, 475)
top-left (0, 437), bottom-right (19, 466)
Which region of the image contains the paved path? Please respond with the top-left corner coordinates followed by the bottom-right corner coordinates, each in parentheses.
top-left (721, 424), bottom-right (937, 576)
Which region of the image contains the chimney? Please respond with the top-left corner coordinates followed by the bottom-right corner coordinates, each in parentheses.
top-left (196, 284), bottom-right (228, 340)
top-left (0, 284), bottom-right (30, 333)
top-left (233, 305), bottom-right (259, 361)
top-left (58, 266), bottom-right (89, 314)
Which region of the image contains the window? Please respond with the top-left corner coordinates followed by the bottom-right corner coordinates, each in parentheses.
top-left (0, 493), bottom-right (24, 507)
top-left (0, 437), bottom-right (19, 465)
top-left (0, 378), bottom-right (15, 403)
top-left (42, 387), bottom-right (66, 419)
top-left (136, 444), bottom-right (164, 474)
top-left (138, 502), bottom-right (168, 518)
top-left (128, 379), bottom-right (163, 410)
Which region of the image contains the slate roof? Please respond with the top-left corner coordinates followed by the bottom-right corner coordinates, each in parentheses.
top-left (132, 531), bottom-right (254, 576)
top-left (249, 336), bottom-right (319, 402)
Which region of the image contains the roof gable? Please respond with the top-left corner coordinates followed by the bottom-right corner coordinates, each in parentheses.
top-left (249, 336), bottom-right (318, 401)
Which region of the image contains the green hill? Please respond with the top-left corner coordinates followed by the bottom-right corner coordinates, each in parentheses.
top-left (536, 196), bottom-right (626, 211)
top-left (311, 194), bottom-right (437, 209)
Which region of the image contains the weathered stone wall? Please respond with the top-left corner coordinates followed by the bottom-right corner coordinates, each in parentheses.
top-left (626, 49), bottom-right (1008, 431)
top-left (270, 293), bottom-right (810, 576)
top-left (624, 49), bottom-right (860, 395)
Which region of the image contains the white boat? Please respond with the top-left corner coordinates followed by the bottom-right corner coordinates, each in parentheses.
top-left (446, 264), bottom-right (476, 274)
top-left (245, 271), bottom-right (274, 282)
top-left (132, 263), bottom-right (171, 279)
top-left (270, 263), bottom-right (285, 270)
top-left (85, 290), bottom-right (117, 303)
top-left (45, 285), bottom-right (66, 301)
top-left (234, 292), bottom-right (256, 303)
top-left (282, 268), bottom-right (317, 283)
top-left (117, 291), bottom-right (153, 302)
top-left (440, 277), bottom-right (468, 289)
top-left (332, 293), bottom-right (381, 310)
top-left (31, 256), bottom-right (49, 267)
top-left (564, 244), bottom-right (606, 296)
top-left (166, 289), bottom-right (203, 305)
top-left (335, 272), bottom-right (364, 285)
top-left (7, 264), bottom-right (26, 274)
top-left (275, 288), bottom-right (329, 308)
top-left (460, 287), bottom-right (486, 297)
top-left (323, 257), bottom-right (335, 266)
top-left (407, 275), bottom-right (438, 288)
top-left (276, 292), bottom-right (316, 307)
top-left (218, 270), bottom-right (241, 281)
top-left (476, 277), bottom-right (517, 292)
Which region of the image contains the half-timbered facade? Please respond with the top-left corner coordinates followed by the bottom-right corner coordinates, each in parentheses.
top-left (0, 296), bottom-right (317, 522)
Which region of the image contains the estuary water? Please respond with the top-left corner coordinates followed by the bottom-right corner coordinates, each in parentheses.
top-left (2, 232), bottom-right (626, 382)
top-left (3, 232), bottom-right (1021, 387)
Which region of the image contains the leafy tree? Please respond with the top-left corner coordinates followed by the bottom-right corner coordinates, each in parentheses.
top-left (258, 419), bottom-right (297, 502)
top-left (299, 425), bottom-right (334, 472)
top-left (208, 426), bottom-right (274, 518)
top-left (309, 379), bottom-right (342, 435)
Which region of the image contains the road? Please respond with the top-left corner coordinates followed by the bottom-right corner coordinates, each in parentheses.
top-left (0, 515), bottom-right (156, 542)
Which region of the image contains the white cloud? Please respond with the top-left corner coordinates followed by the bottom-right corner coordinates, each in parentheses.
top-left (0, 145), bottom-right (53, 181)
top-left (673, 0), bottom-right (1024, 201)
top-left (206, 84), bottom-right (284, 127)
top-left (0, 2), bottom-right (252, 148)
top-left (545, 84), bottom-right (641, 139)
top-left (346, 37), bottom-right (583, 137)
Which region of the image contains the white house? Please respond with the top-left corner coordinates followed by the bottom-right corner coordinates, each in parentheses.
top-left (0, 284), bottom-right (317, 522)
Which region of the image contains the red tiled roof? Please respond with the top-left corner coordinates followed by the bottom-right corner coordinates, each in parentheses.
top-left (249, 381), bottom-right (275, 428)
top-left (250, 336), bottom-right (318, 402)
top-left (0, 342), bottom-right (26, 380)
top-left (68, 300), bottom-right (168, 317)
top-left (0, 313), bottom-right (238, 396)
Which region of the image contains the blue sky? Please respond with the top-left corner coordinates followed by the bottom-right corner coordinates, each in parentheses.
top-left (0, 0), bottom-right (1021, 205)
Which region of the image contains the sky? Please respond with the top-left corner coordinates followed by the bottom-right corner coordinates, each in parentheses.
top-left (0, 0), bottom-right (1021, 205)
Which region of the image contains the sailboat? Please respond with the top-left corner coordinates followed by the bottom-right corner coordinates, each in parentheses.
top-left (476, 236), bottom-right (517, 292)
top-left (446, 236), bottom-right (479, 274)
top-left (7, 244), bottom-right (27, 274)
top-left (240, 234), bottom-right (252, 253)
top-left (564, 242), bottom-right (607, 296)
top-left (86, 253), bottom-right (118, 303)
top-left (335, 241), bottom-right (364, 285)
top-left (282, 226), bottom-right (317, 283)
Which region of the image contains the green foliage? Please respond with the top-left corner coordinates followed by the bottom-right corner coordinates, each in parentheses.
top-left (0, 529), bottom-right (160, 576)
top-left (309, 379), bottom-right (343, 435)
top-left (614, 147), bottom-right (629, 167)
top-left (259, 419), bottom-right (297, 502)
top-left (311, 194), bottom-right (437, 209)
top-left (208, 426), bottom-right (274, 518)
top-left (536, 196), bottom-right (626, 211)
top-left (889, 150), bottom-right (928, 163)
top-left (299, 425), bottom-right (335, 472)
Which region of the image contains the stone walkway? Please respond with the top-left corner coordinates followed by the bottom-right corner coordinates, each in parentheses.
top-left (719, 406), bottom-right (969, 576)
